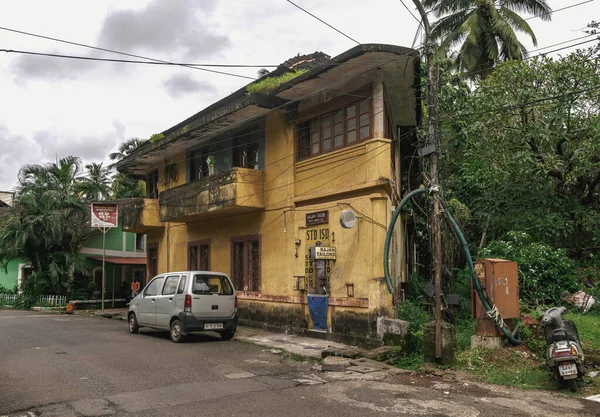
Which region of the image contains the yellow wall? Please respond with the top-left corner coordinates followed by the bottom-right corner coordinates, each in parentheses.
top-left (137, 89), bottom-right (404, 340)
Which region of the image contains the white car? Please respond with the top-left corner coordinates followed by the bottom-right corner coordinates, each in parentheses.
top-left (128, 271), bottom-right (238, 343)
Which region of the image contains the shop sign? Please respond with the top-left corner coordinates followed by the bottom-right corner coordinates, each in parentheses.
top-left (306, 210), bottom-right (329, 226)
top-left (91, 203), bottom-right (118, 228)
top-left (311, 246), bottom-right (336, 260)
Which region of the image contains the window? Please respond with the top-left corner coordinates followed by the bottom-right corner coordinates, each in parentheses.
top-left (147, 170), bottom-right (159, 199)
top-left (231, 236), bottom-right (261, 292)
top-left (135, 234), bottom-right (146, 251)
top-left (162, 275), bottom-right (180, 295)
top-left (177, 275), bottom-right (187, 294)
top-left (233, 132), bottom-right (260, 170)
top-left (188, 240), bottom-right (210, 270)
top-left (192, 274), bottom-right (234, 295)
top-left (144, 277), bottom-right (164, 296)
top-left (189, 147), bottom-right (209, 181)
top-left (297, 100), bottom-right (371, 159)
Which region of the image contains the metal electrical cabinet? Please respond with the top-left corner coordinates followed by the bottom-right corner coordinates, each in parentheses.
top-left (472, 259), bottom-right (520, 337)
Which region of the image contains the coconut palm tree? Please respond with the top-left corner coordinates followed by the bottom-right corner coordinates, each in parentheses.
top-left (1, 156), bottom-right (87, 295)
top-left (80, 162), bottom-right (112, 201)
top-left (109, 138), bottom-right (146, 167)
top-left (423, 0), bottom-right (552, 78)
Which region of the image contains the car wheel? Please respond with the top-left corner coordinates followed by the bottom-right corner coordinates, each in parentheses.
top-left (567, 379), bottom-right (577, 392)
top-left (128, 313), bottom-right (139, 334)
top-left (220, 330), bottom-right (235, 341)
top-left (170, 319), bottom-right (184, 343)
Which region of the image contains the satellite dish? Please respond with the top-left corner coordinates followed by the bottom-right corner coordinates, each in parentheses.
top-left (339, 210), bottom-right (357, 229)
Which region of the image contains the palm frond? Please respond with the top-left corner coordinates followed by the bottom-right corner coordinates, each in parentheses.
top-left (502, 0), bottom-right (552, 22)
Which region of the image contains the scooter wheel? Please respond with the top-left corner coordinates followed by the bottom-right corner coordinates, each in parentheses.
top-left (567, 379), bottom-right (577, 392)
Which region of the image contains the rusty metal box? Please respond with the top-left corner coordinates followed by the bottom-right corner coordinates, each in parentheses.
top-left (472, 259), bottom-right (520, 337)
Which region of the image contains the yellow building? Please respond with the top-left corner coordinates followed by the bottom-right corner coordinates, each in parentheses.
top-left (117, 44), bottom-right (420, 345)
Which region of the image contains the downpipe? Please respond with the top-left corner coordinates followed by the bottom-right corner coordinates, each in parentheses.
top-left (383, 188), bottom-right (521, 345)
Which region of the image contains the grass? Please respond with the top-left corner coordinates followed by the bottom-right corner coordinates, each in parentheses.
top-left (246, 70), bottom-right (307, 94)
top-left (567, 311), bottom-right (600, 350)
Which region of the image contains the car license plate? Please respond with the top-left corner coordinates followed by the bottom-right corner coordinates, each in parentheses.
top-left (204, 323), bottom-right (223, 330)
top-left (559, 364), bottom-right (577, 376)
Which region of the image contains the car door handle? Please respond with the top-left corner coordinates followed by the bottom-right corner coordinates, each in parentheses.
top-left (169, 297), bottom-right (173, 301)
top-left (151, 298), bottom-right (155, 302)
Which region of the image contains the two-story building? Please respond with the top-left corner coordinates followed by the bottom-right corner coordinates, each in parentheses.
top-left (117, 44), bottom-right (421, 344)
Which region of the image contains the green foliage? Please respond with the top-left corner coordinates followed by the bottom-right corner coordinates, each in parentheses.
top-left (440, 51), bottom-right (600, 263)
top-left (455, 318), bottom-right (476, 352)
top-left (397, 299), bottom-right (432, 354)
top-left (519, 322), bottom-right (547, 358)
top-left (69, 270), bottom-right (96, 301)
top-left (568, 311), bottom-right (600, 351)
top-left (424, 0), bottom-right (552, 78)
top-left (480, 232), bottom-right (578, 306)
top-left (246, 70), bottom-right (308, 94)
top-left (112, 173), bottom-right (146, 199)
top-left (0, 284), bottom-right (16, 294)
top-left (456, 347), bottom-right (555, 390)
top-left (0, 157), bottom-right (86, 295)
top-left (148, 133), bottom-right (164, 143)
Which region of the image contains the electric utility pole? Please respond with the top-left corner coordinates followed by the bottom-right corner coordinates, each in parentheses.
top-left (411, 0), bottom-right (443, 359)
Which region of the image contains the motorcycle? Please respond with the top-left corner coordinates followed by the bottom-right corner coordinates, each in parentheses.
top-left (541, 306), bottom-right (585, 392)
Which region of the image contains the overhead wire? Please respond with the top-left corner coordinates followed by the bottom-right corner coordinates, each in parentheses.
top-left (285, 0), bottom-right (360, 45)
top-left (0, 25), bottom-right (256, 79)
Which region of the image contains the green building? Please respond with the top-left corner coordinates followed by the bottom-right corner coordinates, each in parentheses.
top-left (0, 209), bottom-right (146, 298)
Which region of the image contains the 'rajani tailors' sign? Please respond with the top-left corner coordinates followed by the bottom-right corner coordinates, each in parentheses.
top-left (306, 210), bottom-right (329, 226)
top-left (91, 203), bottom-right (118, 228)
top-left (311, 246), bottom-right (336, 260)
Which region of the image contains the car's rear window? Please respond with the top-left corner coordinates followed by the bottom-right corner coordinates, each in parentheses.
top-left (192, 274), bottom-right (234, 295)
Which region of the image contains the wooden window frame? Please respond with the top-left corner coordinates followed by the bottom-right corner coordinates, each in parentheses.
top-left (296, 96), bottom-right (373, 160)
top-left (187, 240), bottom-right (211, 271)
top-left (188, 147), bottom-right (209, 182)
top-left (147, 242), bottom-right (158, 282)
top-left (147, 170), bottom-right (159, 199)
top-left (230, 235), bottom-right (262, 293)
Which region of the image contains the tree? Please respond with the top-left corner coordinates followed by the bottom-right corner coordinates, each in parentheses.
top-left (80, 162), bottom-right (112, 201)
top-left (109, 138), bottom-right (147, 199)
top-left (423, 0), bottom-right (552, 78)
top-left (439, 49), bottom-right (600, 262)
top-left (109, 138), bottom-right (146, 167)
top-left (0, 156), bottom-right (88, 295)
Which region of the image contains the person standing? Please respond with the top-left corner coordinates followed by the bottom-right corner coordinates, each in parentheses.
top-left (131, 278), bottom-right (141, 298)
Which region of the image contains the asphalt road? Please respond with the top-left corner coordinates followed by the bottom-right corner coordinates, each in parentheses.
top-left (1, 309), bottom-right (599, 417)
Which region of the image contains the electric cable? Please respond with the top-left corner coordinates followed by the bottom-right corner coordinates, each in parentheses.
top-left (285, 0), bottom-right (360, 45)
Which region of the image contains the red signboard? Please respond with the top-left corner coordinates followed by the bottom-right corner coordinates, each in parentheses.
top-left (91, 203), bottom-right (118, 228)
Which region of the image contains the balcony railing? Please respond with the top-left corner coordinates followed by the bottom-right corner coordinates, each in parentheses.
top-left (121, 198), bottom-right (163, 233)
top-left (159, 167), bottom-right (265, 222)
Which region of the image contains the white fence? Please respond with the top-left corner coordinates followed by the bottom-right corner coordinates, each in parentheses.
top-left (0, 294), bottom-right (67, 307)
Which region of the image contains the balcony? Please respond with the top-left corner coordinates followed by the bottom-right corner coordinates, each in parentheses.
top-left (159, 167), bottom-right (265, 222)
top-left (121, 198), bottom-right (163, 233)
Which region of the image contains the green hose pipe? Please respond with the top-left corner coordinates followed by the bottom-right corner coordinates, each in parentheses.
top-left (440, 200), bottom-right (521, 345)
top-left (382, 188), bottom-right (521, 345)
top-left (383, 188), bottom-right (428, 294)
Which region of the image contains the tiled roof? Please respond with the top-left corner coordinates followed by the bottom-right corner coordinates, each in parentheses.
top-left (281, 52), bottom-right (331, 71)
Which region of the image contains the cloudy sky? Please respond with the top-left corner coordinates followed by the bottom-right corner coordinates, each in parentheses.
top-left (0, 0), bottom-right (597, 191)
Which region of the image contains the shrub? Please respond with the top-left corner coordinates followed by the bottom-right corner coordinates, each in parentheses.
top-left (397, 299), bottom-right (431, 354)
top-left (479, 232), bottom-right (578, 307)
top-left (246, 70), bottom-right (307, 94)
top-left (69, 270), bottom-right (96, 301)
top-left (0, 284), bottom-right (16, 294)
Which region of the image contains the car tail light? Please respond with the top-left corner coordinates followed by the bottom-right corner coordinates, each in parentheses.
top-left (184, 294), bottom-right (192, 312)
top-left (235, 295), bottom-right (238, 310)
